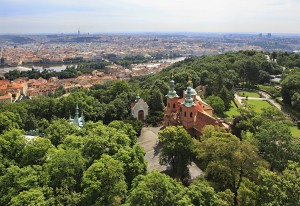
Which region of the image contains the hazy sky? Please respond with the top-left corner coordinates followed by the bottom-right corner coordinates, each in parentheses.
top-left (1, 0), bottom-right (300, 34)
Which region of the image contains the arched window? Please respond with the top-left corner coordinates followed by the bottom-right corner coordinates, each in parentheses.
top-left (190, 112), bottom-right (193, 117)
top-left (184, 112), bottom-right (186, 117)
top-left (173, 103), bottom-right (175, 108)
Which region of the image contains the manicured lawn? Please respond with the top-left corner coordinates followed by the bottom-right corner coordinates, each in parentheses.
top-left (245, 100), bottom-right (273, 113)
top-left (225, 101), bottom-right (240, 119)
top-left (290, 126), bottom-right (300, 138)
top-left (238, 90), bottom-right (261, 98)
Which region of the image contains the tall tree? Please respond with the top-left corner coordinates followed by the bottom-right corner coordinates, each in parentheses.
top-left (187, 178), bottom-right (228, 205)
top-left (9, 187), bottom-right (55, 206)
top-left (21, 137), bottom-right (53, 166)
top-left (44, 148), bottom-right (86, 191)
top-left (126, 170), bottom-right (186, 206)
top-left (195, 131), bottom-right (267, 206)
top-left (159, 126), bottom-right (194, 181)
top-left (44, 118), bottom-right (78, 146)
top-left (255, 121), bottom-right (293, 171)
top-left (206, 95), bottom-right (225, 116)
top-left (0, 111), bottom-right (22, 134)
top-left (148, 88), bottom-right (164, 112)
top-left (113, 145), bottom-right (147, 186)
top-left (0, 165), bottom-right (48, 205)
top-left (81, 155), bottom-right (127, 206)
top-left (0, 129), bottom-right (26, 163)
top-left (281, 71), bottom-right (300, 105)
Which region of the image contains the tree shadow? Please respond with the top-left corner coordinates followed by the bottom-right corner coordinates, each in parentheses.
top-left (153, 141), bottom-right (162, 156)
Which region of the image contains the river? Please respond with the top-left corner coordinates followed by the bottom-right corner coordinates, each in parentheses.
top-left (0, 57), bottom-right (186, 75)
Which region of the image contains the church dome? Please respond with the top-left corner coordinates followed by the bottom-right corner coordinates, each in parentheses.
top-left (185, 79), bottom-right (197, 95)
top-left (185, 87), bottom-right (197, 95)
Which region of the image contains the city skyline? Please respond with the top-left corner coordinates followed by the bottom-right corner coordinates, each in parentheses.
top-left (1, 0), bottom-right (300, 34)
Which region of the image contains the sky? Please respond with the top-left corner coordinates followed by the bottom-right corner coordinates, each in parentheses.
top-left (0, 0), bottom-right (300, 34)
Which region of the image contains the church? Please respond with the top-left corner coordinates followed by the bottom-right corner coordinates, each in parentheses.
top-left (164, 79), bottom-right (225, 138)
top-left (69, 104), bottom-right (85, 127)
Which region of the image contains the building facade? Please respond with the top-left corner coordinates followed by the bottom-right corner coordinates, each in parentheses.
top-left (131, 95), bottom-right (149, 121)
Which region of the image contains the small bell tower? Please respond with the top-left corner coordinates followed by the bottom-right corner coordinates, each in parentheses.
top-left (164, 77), bottom-right (179, 127)
top-left (181, 86), bottom-right (195, 129)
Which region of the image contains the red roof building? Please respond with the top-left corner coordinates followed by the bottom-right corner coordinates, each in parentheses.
top-left (164, 79), bottom-right (225, 138)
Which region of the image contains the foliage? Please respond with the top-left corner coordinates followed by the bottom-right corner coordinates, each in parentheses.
top-left (1, 51), bottom-right (300, 205)
top-left (206, 95), bottom-right (226, 116)
top-left (281, 70), bottom-right (300, 106)
top-left (194, 127), bottom-right (267, 205)
top-left (81, 121), bottom-right (131, 165)
top-left (44, 118), bottom-right (78, 146)
top-left (257, 162), bottom-right (300, 205)
top-left (0, 129), bottom-right (26, 164)
top-left (113, 144), bottom-right (147, 186)
top-left (44, 148), bottom-right (86, 191)
top-left (108, 120), bottom-right (137, 146)
top-left (0, 111), bottom-right (22, 134)
top-left (9, 187), bottom-right (55, 206)
top-left (126, 170), bottom-right (185, 206)
top-left (81, 155), bottom-right (127, 206)
top-left (187, 178), bottom-right (230, 206)
top-left (21, 137), bottom-right (53, 166)
top-left (254, 121), bottom-right (294, 171)
top-left (159, 126), bottom-right (194, 181)
top-left (0, 165), bottom-right (48, 205)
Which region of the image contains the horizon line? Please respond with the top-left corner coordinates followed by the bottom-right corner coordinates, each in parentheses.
top-left (1, 31), bottom-right (300, 36)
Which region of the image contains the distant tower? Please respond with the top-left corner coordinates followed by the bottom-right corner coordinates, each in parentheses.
top-left (267, 33), bottom-right (272, 38)
top-left (78, 27), bottom-right (80, 36)
top-left (69, 104), bottom-right (85, 127)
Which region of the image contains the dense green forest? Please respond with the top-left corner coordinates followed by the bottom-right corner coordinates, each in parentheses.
top-left (1, 51), bottom-right (300, 205)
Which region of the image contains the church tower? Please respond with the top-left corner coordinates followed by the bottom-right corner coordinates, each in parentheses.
top-left (164, 79), bottom-right (179, 127)
top-left (181, 86), bottom-right (195, 129)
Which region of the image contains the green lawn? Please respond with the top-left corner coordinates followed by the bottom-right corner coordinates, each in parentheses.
top-left (225, 101), bottom-right (240, 119)
top-left (238, 90), bottom-right (261, 98)
top-left (245, 100), bottom-right (273, 113)
top-left (290, 126), bottom-right (300, 138)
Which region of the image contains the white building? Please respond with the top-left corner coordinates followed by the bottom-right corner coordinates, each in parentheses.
top-left (131, 96), bottom-right (149, 121)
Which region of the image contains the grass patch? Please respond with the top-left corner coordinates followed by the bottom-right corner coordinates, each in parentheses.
top-left (245, 100), bottom-right (273, 113)
top-left (290, 126), bottom-right (300, 138)
top-left (225, 101), bottom-right (240, 119)
top-left (238, 90), bottom-right (261, 98)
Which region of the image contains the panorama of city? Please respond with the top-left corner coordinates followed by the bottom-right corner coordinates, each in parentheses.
top-left (1, 0), bottom-right (300, 205)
